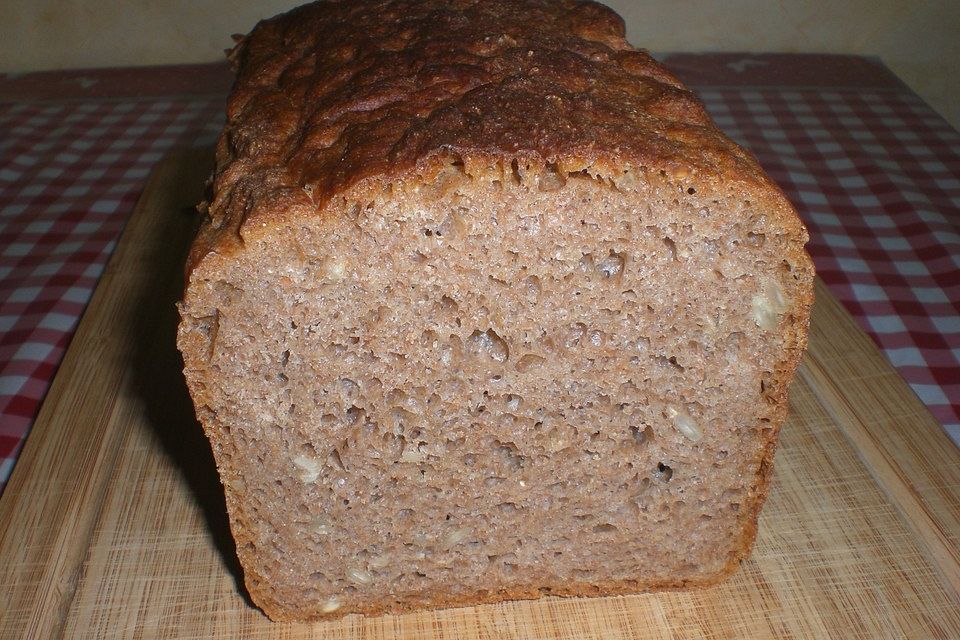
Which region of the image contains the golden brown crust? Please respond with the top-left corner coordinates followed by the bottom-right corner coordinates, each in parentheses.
top-left (187, 0), bottom-right (805, 281)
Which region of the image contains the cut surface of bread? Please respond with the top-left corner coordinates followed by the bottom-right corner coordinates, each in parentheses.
top-left (177, 0), bottom-right (814, 622)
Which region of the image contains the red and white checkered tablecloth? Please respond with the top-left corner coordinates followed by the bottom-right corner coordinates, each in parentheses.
top-left (1, 55), bottom-right (958, 494)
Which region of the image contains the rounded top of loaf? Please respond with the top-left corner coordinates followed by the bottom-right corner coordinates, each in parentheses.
top-left (189, 0), bottom-right (802, 277)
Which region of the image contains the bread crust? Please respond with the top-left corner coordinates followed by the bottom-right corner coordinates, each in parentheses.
top-left (186, 0), bottom-right (808, 280)
top-left (180, 0), bottom-right (815, 622)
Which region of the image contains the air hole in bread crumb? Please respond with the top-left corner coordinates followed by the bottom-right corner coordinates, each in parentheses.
top-left (419, 329), bottom-right (439, 349)
top-left (329, 448), bottom-right (347, 472)
top-left (344, 405), bottom-right (363, 426)
top-left (539, 163), bottom-right (566, 192)
top-left (493, 439), bottom-right (524, 470)
top-left (467, 328), bottom-right (509, 362)
top-left (510, 159), bottom-right (522, 186)
top-left (630, 425), bottom-right (654, 445)
top-left (382, 432), bottom-right (405, 458)
top-left (662, 237), bottom-right (678, 261)
top-left (579, 252), bottom-right (594, 273)
top-left (656, 462), bottom-right (673, 482)
top-left (438, 294), bottom-right (458, 313)
top-left (655, 355), bottom-right (684, 372)
top-left (746, 232), bottom-right (766, 247)
top-left (340, 377), bottom-right (359, 398)
top-left (597, 250), bottom-right (626, 278)
top-left (592, 523), bottom-right (618, 534)
top-left (760, 374), bottom-right (777, 404)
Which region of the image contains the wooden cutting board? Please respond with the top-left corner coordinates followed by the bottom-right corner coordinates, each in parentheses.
top-left (1, 150), bottom-right (959, 639)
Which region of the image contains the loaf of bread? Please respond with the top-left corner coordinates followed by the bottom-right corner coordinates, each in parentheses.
top-left (177, 0), bottom-right (814, 622)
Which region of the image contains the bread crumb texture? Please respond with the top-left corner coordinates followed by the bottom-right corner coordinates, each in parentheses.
top-left (177, 0), bottom-right (814, 622)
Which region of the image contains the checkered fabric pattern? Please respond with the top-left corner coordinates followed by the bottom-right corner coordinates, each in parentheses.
top-left (0, 96), bottom-right (224, 489)
top-left (1, 56), bottom-right (958, 494)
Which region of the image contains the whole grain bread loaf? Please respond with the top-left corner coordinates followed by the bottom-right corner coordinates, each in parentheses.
top-left (177, 0), bottom-right (814, 622)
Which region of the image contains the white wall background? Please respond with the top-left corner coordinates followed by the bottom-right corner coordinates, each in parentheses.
top-left (4, 1), bottom-right (959, 129)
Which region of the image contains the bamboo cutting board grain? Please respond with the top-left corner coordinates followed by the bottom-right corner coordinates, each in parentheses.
top-left (1, 150), bottom-right (959, 639)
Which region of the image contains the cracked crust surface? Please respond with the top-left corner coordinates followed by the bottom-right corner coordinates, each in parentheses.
top-left (187, 0), bottom-right (803, 278)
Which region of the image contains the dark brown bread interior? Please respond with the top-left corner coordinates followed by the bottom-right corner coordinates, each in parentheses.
top-left (177, 0), bottom-right (814, 622)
